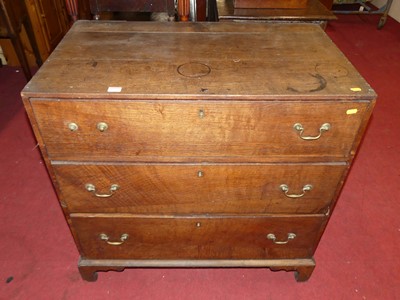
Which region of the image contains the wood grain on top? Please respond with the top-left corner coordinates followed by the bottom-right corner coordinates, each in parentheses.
top-left (22, 21), bottom-right (375, 100)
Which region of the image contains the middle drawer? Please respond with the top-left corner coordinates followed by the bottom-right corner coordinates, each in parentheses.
top-left (53, 163), bottom-right (346, 214)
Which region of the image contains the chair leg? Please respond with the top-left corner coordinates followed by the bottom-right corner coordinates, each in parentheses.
top-left (9, 33), bottom-right (32, 80)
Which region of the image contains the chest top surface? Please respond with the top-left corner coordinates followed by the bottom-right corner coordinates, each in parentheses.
top-left (22, 21), bottom-right (375, 101)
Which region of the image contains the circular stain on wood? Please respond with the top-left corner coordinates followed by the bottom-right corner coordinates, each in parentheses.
top-left (177, 62), bottom-right (211, 78)
top-left (315, 63), bottom-right (349, 78)
top-left (287, 73), bottom-right (327, 93)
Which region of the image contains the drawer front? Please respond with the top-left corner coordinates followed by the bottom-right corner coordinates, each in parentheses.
top-left (31, 100), bottom-right (369, 162)
top-left (54, 163), bottom-right (346, 214)
top-left (71, 215), bottom-right (326, 260)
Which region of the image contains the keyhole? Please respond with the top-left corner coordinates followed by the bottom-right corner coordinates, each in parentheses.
top-left (198, 109), bottom-right (205, 119)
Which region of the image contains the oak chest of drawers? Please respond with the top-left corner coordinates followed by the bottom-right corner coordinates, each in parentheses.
top-left (21, 21), bottom-right (376, 282)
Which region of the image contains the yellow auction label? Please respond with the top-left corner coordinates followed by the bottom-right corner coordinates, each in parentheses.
top-left (346, 109), bottom-right (358, 115)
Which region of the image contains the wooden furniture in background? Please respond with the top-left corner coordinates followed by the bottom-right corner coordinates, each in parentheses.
top-left (218, 0), bottom-right (336, 28)
top-left (22, 21), bottom-right (376, 282)
top-left (65, 0), bottom-right (78, 23)
top-left (65, 0), bottom-right (92, 21)
top-left (319, 0), bottom-right (333, 9)
top-left (0, 0), bottom-right (42, 80)
top-left (332, 0), bottom-right (393, 29)
top-left (74, 0), bottom-right (204, 22)
top-left (76, 0), bottom-right (92, 19)
top-left (178, 0), bottom-right (189, 20)
top-left (196, 0), bottom-right (207, 20)
top-left (234, 0), bottom-right (308, 9)
top-left (88, 0), bottom-right (176, 20)
top-left (0, 0), bottom-right (69, 72)
top-left (25, 0), bottom-right (70, 59)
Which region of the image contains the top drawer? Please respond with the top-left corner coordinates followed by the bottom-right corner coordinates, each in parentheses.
top-left (30, 99), bottom-right (370, 162)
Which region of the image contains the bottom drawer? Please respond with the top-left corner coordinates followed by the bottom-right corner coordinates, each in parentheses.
top-left (71, 214), bottom-right (327, 260)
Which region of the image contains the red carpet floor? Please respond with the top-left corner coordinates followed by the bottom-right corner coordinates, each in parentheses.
top-left (1, 14), bottom-right (399, 299)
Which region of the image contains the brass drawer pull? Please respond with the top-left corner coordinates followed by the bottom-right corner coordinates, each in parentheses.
top-left (97, 122), bottom-right (108, 132)
top-left (67, 122), bottom-right (78, 131)
top-left (99, 233), bottom-right (129, 246)
top-left (280, 184), bottom-right (313, 198)
top-left (293, 123), bottom-right (331, 140)
top-left (267, 233), bottom-right (296, 244)
top-left (85, 183), bottom-right (119, 198)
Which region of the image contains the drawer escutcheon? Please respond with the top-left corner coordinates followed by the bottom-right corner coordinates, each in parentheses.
top-left (198, 109), bottom-right (205, 119)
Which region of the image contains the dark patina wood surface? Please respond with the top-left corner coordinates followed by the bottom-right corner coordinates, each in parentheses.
top-left (53, 163), bottom-right (346, 214)
top-left (23, 21), bottom-right (373, 100)
top-left (21, 21), bottom-right (376, 282)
